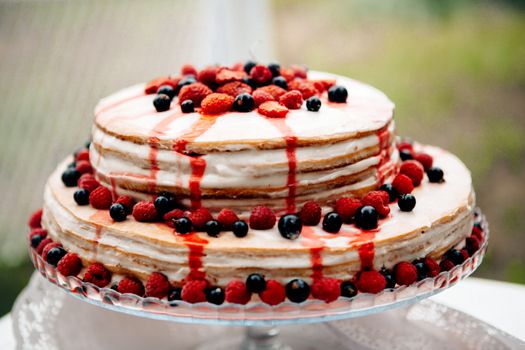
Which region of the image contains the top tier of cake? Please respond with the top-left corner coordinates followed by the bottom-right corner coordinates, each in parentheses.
top-left (91, 71), bottom-right (396, 215)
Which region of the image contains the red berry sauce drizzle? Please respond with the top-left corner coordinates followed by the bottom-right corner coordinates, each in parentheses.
top-left (301, 226), bottom-right (325, 283)
top-left (376, 125), bottom-right (397, 184)
top-left (88, 210), bottom-right (113, 261)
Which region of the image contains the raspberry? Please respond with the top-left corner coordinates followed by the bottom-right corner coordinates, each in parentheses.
top-left (288, 80), bottom-right (318, 99)
top-left (258, 85), bottom-right (287, 99)
top-left (279, 90), bottom-right (303, 109)
top-left (57, 253), bottom-right (82, 276)
top-left (83, 263), bottom-right (111, 288)
top-left (118, 276), bottom-right (145, 296)
top-left (397, 141), bottom-right (413, 152)
top-left (291, 65), bottom-right (308, 79)
top-left (400, 160), bottom-right (425, 186)
top-left (200, 93), bottom-right (234, 115)
top-left (145, 76), bottom-right (178, 94)
top-left (392, 174), bottom-right (414, 195)
top-left (115, 195), bottom-right (135, 214)
top-left (311, 277), bottom-right (341, 303)
top-left (42, 242), bottom-right (62, 260)
top-left (76, 160), bottom-right (93, 175)
top-left (36, 238), bottom-right (52, 255)
top-left (280, 68), bottom-right (295, 82)
top-left (259, 280), bottom-right (285, 306)
top-left (461, 249), bottom-right (470, 260)
top-left (466, 236), bottom-right (481, 256)
top-left (356, 271), bottom-right (386, 294)
top-left (249, 65), bottom-right (273, 85)
top-left (258, 101), bottom-right (289, 118)
top-left (197, 65), bottom-right (218, 86)
top-left (132, 201), bottom-right (158, 222)
top-left (215, 67), bottom-right (246, 84)
top-left (299, 201), bottom-right (322, 226)
top-left (252, 89), bottom-right (275, 107)
top-left (225, 280), bottom-right (251, 304)
top-left (30, 228), bottom-right (47, 240)
top-left (145, 272), bottom-right (170, 299)
top-left (394, 261), bottom-right (418, 285)
top-left (178, 83), bottom-right (212, 107)
top-left (181, 279), bottom-right (207, 303)
top-left (187, 208), bottom-right (213, 231)
top-left (216, 81), bottom-right (253, 97)
top-left (75, 149), bottom-right (90, 162)
top-left (28, 208), bottom-right (43, 229)
top-left (471, 226), bottom-right (483, 241)
top-left (78, 174), bottom-right (100, 192)
top-left (362, 191), bottom-right (390, 217)
top-left (423, 257), bottom-right (440, 277)
top-left (163, 209), bottom-right (185, 227)
top-left (249, 206), bottom-right (276, 230)
top-left (334, 197), bottom-right (362, 223)
top-left (89, 186), bottom-right (113, 209)
top-left (413, 153), bottom-right (433, 170)
top-left (310, 79), bottom-right (336, 92)
top-left (217, 209), bottom-right (239, 230)
top-left (439, 259), bottom-right (455, 272)
top-left (181, 64), bottom-right (198, 77)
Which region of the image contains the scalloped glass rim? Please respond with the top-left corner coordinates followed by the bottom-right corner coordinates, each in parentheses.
top-left (29, 208), bottom-right (488, 326)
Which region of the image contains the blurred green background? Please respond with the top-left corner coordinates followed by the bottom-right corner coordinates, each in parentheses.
top-left (0, 0), bottom-right (524, 317)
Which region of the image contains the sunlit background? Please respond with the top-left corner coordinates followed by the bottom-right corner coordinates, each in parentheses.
top-left (0, 0), bottom-right (524, 316)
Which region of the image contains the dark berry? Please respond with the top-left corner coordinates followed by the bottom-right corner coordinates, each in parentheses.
top-left (322, 212), bottom-right (343, 233)
top-left (46, 246), bottom-right (66, 266)
top-left (109, 203), bottom-right (127, 222)
top-left (85, 140), bottom-right (91, 149)
top-left (278, 214), bottom-right (302, 240)
top-left (399, 149), bottom-right (413, 161)
top-left (306, 96), bottom-right (321, 111)
top-left (31, 234), bottom-right (43, 248)
top-left (246, 273), bottom-right (266, 293)
top-left (157, 85), bottom-right (176, 99)
top-left (340, 281), bottom-right (358, 298)
top-left (159, 192), bottom-right (177, 209)
top-left (427, 167), bottom-right (444, 183)
top-left (153, 94), bottom-right (171, 112)
top-left (175, 76), bottom-right (197, 94)
top-left (67, 161), bottom-right (76, 169)
top-left (267, 63), bottom-right (281, 77)
top-left (232, 220), bottom-right (249, 238)
top-left (243, 77), bottom-right (258, 90)
top-left (175, 217), bottom-right (192, 234)
top-left (61, 168), bottom-right (81, 187)
top-left (398, 194), bottom-right (416, 212)
top-left (328, 85), bottom-right (348, 103)
top-left (181, 99), bottom-right (195, 113)
top-left (380, 268), bottom-right (396, 289)
top-left (168, 287), bottom-right (182, 301)
top-left (154, 196), bottom-right (171, 216)
top-left (379, 183), bottom-right (398, 202)
top-left (73, 188), bottom-right (90, 205)
top-left (206, 287), bottom-right (225, 305)
top-left (110, 283), bottom-right (119, 291)
top-left (272, 76), bottom-right (288, 90)
top-left (413, 261), bottom-right (427, 281)
top-left (285, 279), bottom-right (310, 303)
top-left (232, 93), bottom-right (255, 112)
top-left (205, 220), bottom-right (222, 237)
top-left (355, 206), bottom-right (378, 230)
top-left (244, 61), bottom-right (257, 74)
top-left (447, 249), bottom-right (464, 265)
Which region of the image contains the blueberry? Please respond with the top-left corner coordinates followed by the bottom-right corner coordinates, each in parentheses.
top-left (399, 149), bottom-right (413, 161)
top-left (427, 167), bottom-right (444, 183)
top-left (157, 85), bottom-right (176, 99)
top-left (246, 273), bottom-right (266, 293)
top-left (340, 281), bottom-right (358, 298)
top-left (398, 194), bottom-right (416, 212)
top-left (379, 183), bottom-right (398, 202)
top-left (233, 93), bottom-right (255, 112)
top-left (447, 249), bottom-right (464, 265)
top-left (355, 206), bottom-right (378, 230)
top-left (154, 195), bottom-right (172, 215)
top-left (175, 76), bottom-right (197, 94)
top-left (168, 287), bottom-right (182, 301)
top-left (109, 203), bottom-right (127, 222)
top-left (244, 60), bottom-right (257, 74)
top-left (322, 212), bottom-right (343, 233)
top-left (272, 76), bottom-right (288, 90)
top-left (306, 96), bottom-right (321, 111)
top-left (232, 220), bottom-right (249, 238)
top-left (153, 94), bottom-right (171, 112)
top-left (61, 168), bottom-right (81, 187)
top-left (380, 268), bottom-right (396, 289)
top-left (31, 234), bottom-right (43, 248)
top-left (181, 99), bottom-right (195, 113)
top-left (285, 279), bottom-right (310, 303)
top-left (205, 220), bottom-right (222, 237)
top-left (267, 63), bottom-right (281, 77)
top-left (413, 261), bottom-right (427, 281)
top-left (242, 77), bottom-right (258, 90)
top-left (175, 217), bottom-right (193, 234)
top-left (328, 85), bottom-right (348, 103)
top-left (74, 188), bottom-right (90, 205)
top-left (278, 214), bottom-right (302, 240)
top-left (46, 247), bottom-right (66, 266)
top-left (206, 287), bottom-right (225, 305)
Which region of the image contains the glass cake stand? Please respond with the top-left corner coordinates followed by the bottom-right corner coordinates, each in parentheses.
top-left (27, 209), bottom-right (490, 350)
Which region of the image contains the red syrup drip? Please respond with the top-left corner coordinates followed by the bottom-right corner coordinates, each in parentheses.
top-left (179, 233), bottom-right (208, 281)
top-left (376, 126), bottom-right (393, 184)
top-left (301, 226), bottom-right (325, 282)
top-left (88, 211), bottom-right (113, 261)
top-left (109, 176), bottom-right (118, 201)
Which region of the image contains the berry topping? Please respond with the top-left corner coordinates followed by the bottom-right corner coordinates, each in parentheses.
top-left (466, 236), bottom-right (481, 255)
top-left (225, 280), bottom-right (251, 304)
top-left (78, 174), bottom-right (100, 192)
top-left (205, 220), bottom-right (222, 237)
top-left (168, 287), bottom-right (182, 301)
top-left (232, 220), bottom-right (249, 238)
top-left (259, 280), bottom-right (286, 306)
top-left (356, 271), bottom-right (386, 294)
top-left (57, 253), bottom-right (82, 276)
top-left (73, 188), bottom-right (90, 205)
top-left (252, 89), bottom-right (275, 107)
top-left (291, 65), bottom-right (308, 79)
top-left (461, 248), bottom-right (470, 260)
top-left (175, 76), bottom-right (197, 94)
top-left (397, 141), bottom-right (413, 152)
top-left (398, 194), bottom-right (416, 212)
top-left (380, 268), bottom-right (396, 289)
top-left (362, 191), bottom-right (390, 217)
top-left (132, 201), bottom-right (158, 222)
top-left (258, 85), bottom-right (287, 99)
top-left (153, 94), bottom-right (171, 112)
top-left (75, 149), bottom-right (90, 162)
top-left (163, 208), bottom-right (185, 226)
top-left (400, 160), bottom-right (425, 186)
top-left (249, 64), bottom-right (273, 85)
top-left (278, 214), bottom-right (302, 240)
top-left (197, 66), bottom-right (218, 86)
top-left (109, 203), bottom-right (127, 222)
top-left (392, 173), bottom-right (414, 195)
top-left (413, 153), bottom-right (433, 170)
top-left (89, 186), bottom-right (113, 210)
top-left (46, 246), bottom-right (67, 266)
top-left (279, 90), bottom-right (303, 109)
top-left (75, 160), bottom-right (93, 175)
top-left (118, 276), bottom-right (145, 296)
top-left (299, 201), bottom-right (322, 226)
top-left (188, 208), bottom-right (213, 231)
top-left (28, 209), bottom-right (43, 229)
top-left (153, 195), bottom-right (172, 216)
top-left (145, 76), bottom-right (178, 94)
top-left (157, 85), bottom-right (176, 99)
top-left (379, 183), bottom-right (398, 202)
top-left (181, 64), bottom-right (198, 77)
top-left (272, 76), bottom-right (288, 90)
top-left (83, 263), bottom-right (111, 288)
top-left (413, 260), bottom-right (427, 281)
top-left (394, 261), bottom-right (418, 285)
top-left (181, 279), bottom-right (208, 303)
top-left (175, 217), bottom-right (193, 234)
top-left (267, 63), bottom-right (281, 77)
top-left (399, 149), bottom-right (413, 161)
top-left (243, 61), bottom-right (257, 74)
top-left (215, 67), bottom-right (246, 84)
top-left (340, 281), bottom-right (358, 298)
top-left (286, 279), bottom-right (310, 303)
top-left (115, 195), bottom-right (135, 214)
top-left (258, 101), bottom-right (289, 118)
top-left (288, 80), bottom-right (318, 99)
top-left (246, 273), bottom-right (266, 293)
top-left (306, 96), bottom-right (321, 112)
top-left (232, 93), bottom-right (255, 112)
top-left (427, 167), bottom-right (445, 183)
top-left (327, 85), bottom-right (348, 103)
top-left (311, 277), bottom-right (341, 303)
top-left (249, 206), bottom-right (276, 230)
top-left (423, 257), bottom-right (441, 277)
top-left (311, 79), bottom-right (336, 91)
top-left (217, 81), bottom-right (253, 97)
top-left (440, 259), bottom-right (455, 272)
top-left (178, 82), bottom-right (212, 107)
top-left (334, 197), bottom-right (362, 223)
top-left (145, 272), bottom-right (170, 299)
top-left (472, 225), bottom-right (483, 241)
top-left (200, 93), bottom-right (234, 115)
top-left (61, 168), bottom-right (81, 187)
top-left (355, 206), bottom-right (379, 230)
top-left (30, 230), bottom-right (46, 248)
top-left (43, 242), bottom-right (63, 259)
top-left (180, 99), bottom-right (195, 113)
top-left (322, 212), bottom-right (343, 233)
top-left (205, 287), bottom-right (225, 305)
top-left (36, 238), bottom-right (53, 255)
top-left (446, 249), bottom-right (465, 265)
top-left (217, 209), bottom-right (239, 230)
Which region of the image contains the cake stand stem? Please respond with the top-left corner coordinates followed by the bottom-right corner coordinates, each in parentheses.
top-left (241, 326), bottom-right (290, 350)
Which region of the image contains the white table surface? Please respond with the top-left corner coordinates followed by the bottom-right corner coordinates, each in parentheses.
top-left (1, 277), bottom-right (524, 349)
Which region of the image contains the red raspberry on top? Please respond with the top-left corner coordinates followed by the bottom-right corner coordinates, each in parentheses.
top-left (181, 64), bottom-right (198, 77)
top-left (311, 79), bottom-right (336, 92)
top-left (362, 191), bottom-right (390, 217)
top-left (356, 270), bottom-right (386, 294)
top-left (181, 279), bottom-right (208, 303)
top-left (259, 280), bottom-right (286, 306)
top-left (311, 277), bottom-right (341, 303)
top-left (257, 85), bottom-right (287, 99)
top-left (279, 90), bottom-right (303, 109)
top-left (118, 276), bottom-right (145, 296)
top-left (334, 197), bottom-right (362, 223)
top-left (188, 208), bottom-right (213, 231)
top-left (36, 238), bottom-right (52, 255)
top-left (280, 67), bottom-right (295, 82)
top-left (253, 89), bottom-right (275, 107)
top-left (30, 228), bottom-right (47, 240)
top-left (115, 195), bottom-right (135, 214)
top-left (145, 272), bottom-right (170, 299)
top-left (249, 65), bottom-right (273, 85)
top-left (28, 208), bottom-right (43, 229)
top-left (217, 209), bottom-right (239, 230)
top-left (249, 206), bottom-right (276, 230)
top-left (76, 160), bottom-right (93, 175)
top-left (215, 67), bottom-right (246, 84)
top-left (397, 141), bottom-right (413, 152)
top-left (299, 201), bottom-right (322, 226)
top-left (400, 160), bottom-right (425, 186)
top-left (258, 101), bottom-right (289, 118)
top-left (57, 252), bottom-right (82, 277)
top-left (225, 280), bottom-right (251, 305)
top-left (178, 83), bottom-right (212, 107)
top-left (216, 81), bottom-right (253, 97)
top-left (394, 261), bottom-right (418, 286)
top-left (89, 186), bottom-right (113, 210)
top-left (42, 242), bottom-right (62, 259)
top-left (200, 93), bottom-right (234, 115)
top-left (78, 174), bottom-right (100, 192)
top-left (197, 65), bottom-right (218, 87)
top-left (145, 76), bottom-right (179, 94)
top-left (413, 153), bottom-right (433, 170)
top-left (288, 80), bottom-right (318, 99)
top-left (75, 149), bottom-right (90, 162)
top-left (83, 263), bottom-right (111, 288)
top-left (392, 173), bottom-right (414, 195)
top-left (423, 257), bottom-right (440, 277)
top-left (132, 201), bottom-right (158, 222)
top-left (163, 208), bottom-right (185, 228)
